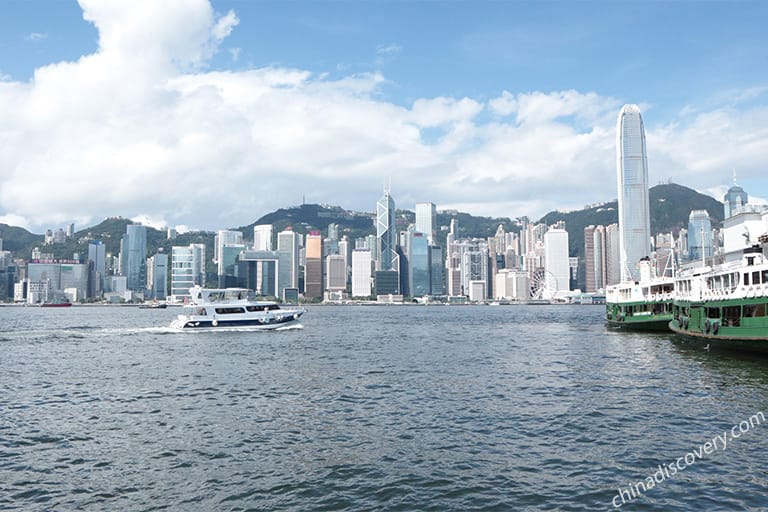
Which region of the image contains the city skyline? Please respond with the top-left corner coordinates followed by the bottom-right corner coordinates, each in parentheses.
top-left (1, 1), bottom-right (768, 233)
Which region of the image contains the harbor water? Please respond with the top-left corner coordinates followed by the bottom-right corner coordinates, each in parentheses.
top-left (1, 304), bottom-right (767, 510)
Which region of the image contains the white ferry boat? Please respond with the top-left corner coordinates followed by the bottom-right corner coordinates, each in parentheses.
top-left (170, 286), bottom-right (305, 331)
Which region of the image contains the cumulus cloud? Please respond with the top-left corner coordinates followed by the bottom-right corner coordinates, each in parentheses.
top-left (0, 0), bottom-right (766, 235)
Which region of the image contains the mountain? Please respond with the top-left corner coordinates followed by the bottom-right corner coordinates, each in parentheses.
top-left (0, 224), bottom-right (43, 253)
top-left (538, 183), bottom-right (724, 260)
top-left (0, 183), bottom-right (723, 267)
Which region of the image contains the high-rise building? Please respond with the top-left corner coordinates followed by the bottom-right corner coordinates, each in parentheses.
top-left (277, 228), bottom-right (299, 295)
top-left (351, 249), bottom-right (372, 297)
top-left (655, 233), bottom-right (676, 277)
top-left (147, 252), bottom-right (168, 300)
top-left (584, 226), bottom-right (597, 292)
top-left (236, 250), bottom-right (279, 297)
top-left (408, 231), bottom-right (430, 297)
top-left (544, 227), bottom-right (570, 298)
top-left (305, 231), bottom-right (323, 299)
top-left (593, 225), bottom-right (607, 290)
top-left (616, 104), bottom-right (651, 281)
top-left (606, 224), bottom-right (621, 286)
top-left (87, 240), bottom-right (106, 298)
top-left (429, 245), bottom-right (444, 296)
top-left (724, 183), bottom-right (748, 219)
top-left (214, 230), bottom-right (244, 286)
top-left (327, 223), bottom-right (339, 241)
top-left (688, 210), bottom-right (713, 262)
top-left (460, 240), bottom-right (489, 299)
top-left (325, 254), bottom-right (347, 292)
top-left (376, 189), bottom-right (399, 291)
top-left (120, 224), bottom-right (147, 292)
top-left (253, 225), bottom-right (273, 251)
top-left (170, 244), bottom-right (206, 301)
top-left (446, 218), bottom-right (461, 296)
top-left (415, 202), bottom-right (437, 244)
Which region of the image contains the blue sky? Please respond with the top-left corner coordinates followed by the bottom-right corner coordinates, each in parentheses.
top-left (1, 0), bottom-right (767, 231)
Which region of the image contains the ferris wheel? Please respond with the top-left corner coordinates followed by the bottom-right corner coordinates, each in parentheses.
top-left (529, 269), bottom-right (558, 300)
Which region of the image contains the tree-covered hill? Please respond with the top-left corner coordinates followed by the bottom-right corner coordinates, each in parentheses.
top-left (538, 183), bottom-right (724, 260)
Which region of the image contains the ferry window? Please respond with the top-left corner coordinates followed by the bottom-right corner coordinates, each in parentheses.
top-left (214, 307), bottom-right (245, 314)
top-left (744, 273), bottom-right (750, 286)
top-left (246, 305), bottom-right (265, 312)
top-left (753, 271), bottom-right (761, 285)
top-left (267, 304), bottom-right (281, 310)
top-left (763, 270), bottom-right (768, 283)
top-left (706, 307), bottom-right (720, 319)
top-left (723, 306), bottom-right (741, 327)
top-left (755, 304), bottom-right (767, 317)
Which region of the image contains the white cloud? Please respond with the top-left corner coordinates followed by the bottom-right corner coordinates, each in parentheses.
top-left (376, 43), bottom-right (402, 56)
top-left (1, 1), bottom-right (767, 236)
top-left (25, 32), bottom-right (48, 42)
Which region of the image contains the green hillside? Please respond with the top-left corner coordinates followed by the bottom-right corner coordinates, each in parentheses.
top-left (0, 183), bottom-right (723, 271)
top-left (538, 183), bottom-right (724, 260)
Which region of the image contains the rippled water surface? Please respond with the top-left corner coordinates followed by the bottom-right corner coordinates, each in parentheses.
top-left (2, 304), bottom-right (768, 511)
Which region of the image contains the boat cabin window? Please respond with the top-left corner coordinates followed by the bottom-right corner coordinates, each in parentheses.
top-left (706, 307), bottom-right (720, 319)
top-left (246, 305), bottom-right (266, 312)
top-left (753, 271), bottom-right (761, 285)
top-left (743, 304), bottom-right (766, 318)
top-left (267, 304), bottom-right (281, 310)
top-left (744, 273), bottom-right (750, 286)
top-left (723, 306), bottom-right (741, 327)
top-left (197, 308), bottom-right (207, 316)
top-left (763, 270), bottom-right (768, 284)
top-left (214, 307), bottom-right (246, 314)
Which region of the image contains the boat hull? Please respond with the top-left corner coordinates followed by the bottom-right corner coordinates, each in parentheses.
top-left (170, 313), bottom-right (304, 331)
top-left (669, 319), bottom-right (768, 354)
top-left (606, 315), bottom-right (673, 332)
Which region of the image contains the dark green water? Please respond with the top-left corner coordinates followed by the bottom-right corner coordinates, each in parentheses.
top-left (1, 305), bottom-right (767, 510)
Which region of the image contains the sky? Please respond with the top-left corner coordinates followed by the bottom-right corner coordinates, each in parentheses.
top-left (1, 0), bottom-right (768, 233)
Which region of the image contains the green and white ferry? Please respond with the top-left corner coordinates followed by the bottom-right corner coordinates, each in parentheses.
top-left (605, 258), bottom-right (675, 331)
top-left (670, 245), bottom-right (768, 352)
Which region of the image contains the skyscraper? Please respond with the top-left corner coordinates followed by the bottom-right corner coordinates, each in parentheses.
top-left (376, 189), bottom-right (399, 290)
top-left (351, 249), bottom-right (372, 297)
top-left (170, 243), bottom-right (205, 301)
top-left (724, 183), bottom-right (748, 219)
top-left (688, 210), bottom-right (713, 262)
top-left (253, 225), bottom-right (273, 251)
top-left (147, 252), bottom-right (168, 300)
top-left (305, 231), bottom-right (323, 299)
top-left (415, 202), bottom-right (437, 244)
top-left (277, 228), bottom-right (299, 295)
top-left (120, 224), bottom-right (147, 292)
top-left (87, 240), bottom-right (106, 298)
top-left (544, 227), bottom-right (570, 298)
top-left (616, 104), bottom-right (651, 281)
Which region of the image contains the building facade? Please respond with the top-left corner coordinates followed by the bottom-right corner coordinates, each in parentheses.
top-left (616, 104), bottom-right (651, 281)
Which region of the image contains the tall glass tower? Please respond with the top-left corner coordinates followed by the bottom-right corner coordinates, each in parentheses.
top-left (120, 224), bottom-right (147, 292)
top-left (376, 189), bottom-right (399, 272)
top-left (616, 104), bottom-right (651, 282)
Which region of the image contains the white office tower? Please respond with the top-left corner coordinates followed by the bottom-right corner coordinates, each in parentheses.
top-left (277, 229), bottom-right (300, 292)
top-left (415, 202), bottom-right (437, 244)
top-left (616, 104), bottom-right (651, 282)
top-left (351, 249), bottom-right (372, 297)
top-left (253, 225), bottom-right (273, 251)
top-left (544, 227), bottom-right (570, 299)
top-left (214, 230), bottom-right (244, 275)
top-left (170, 244), bottom-right (206, 301)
